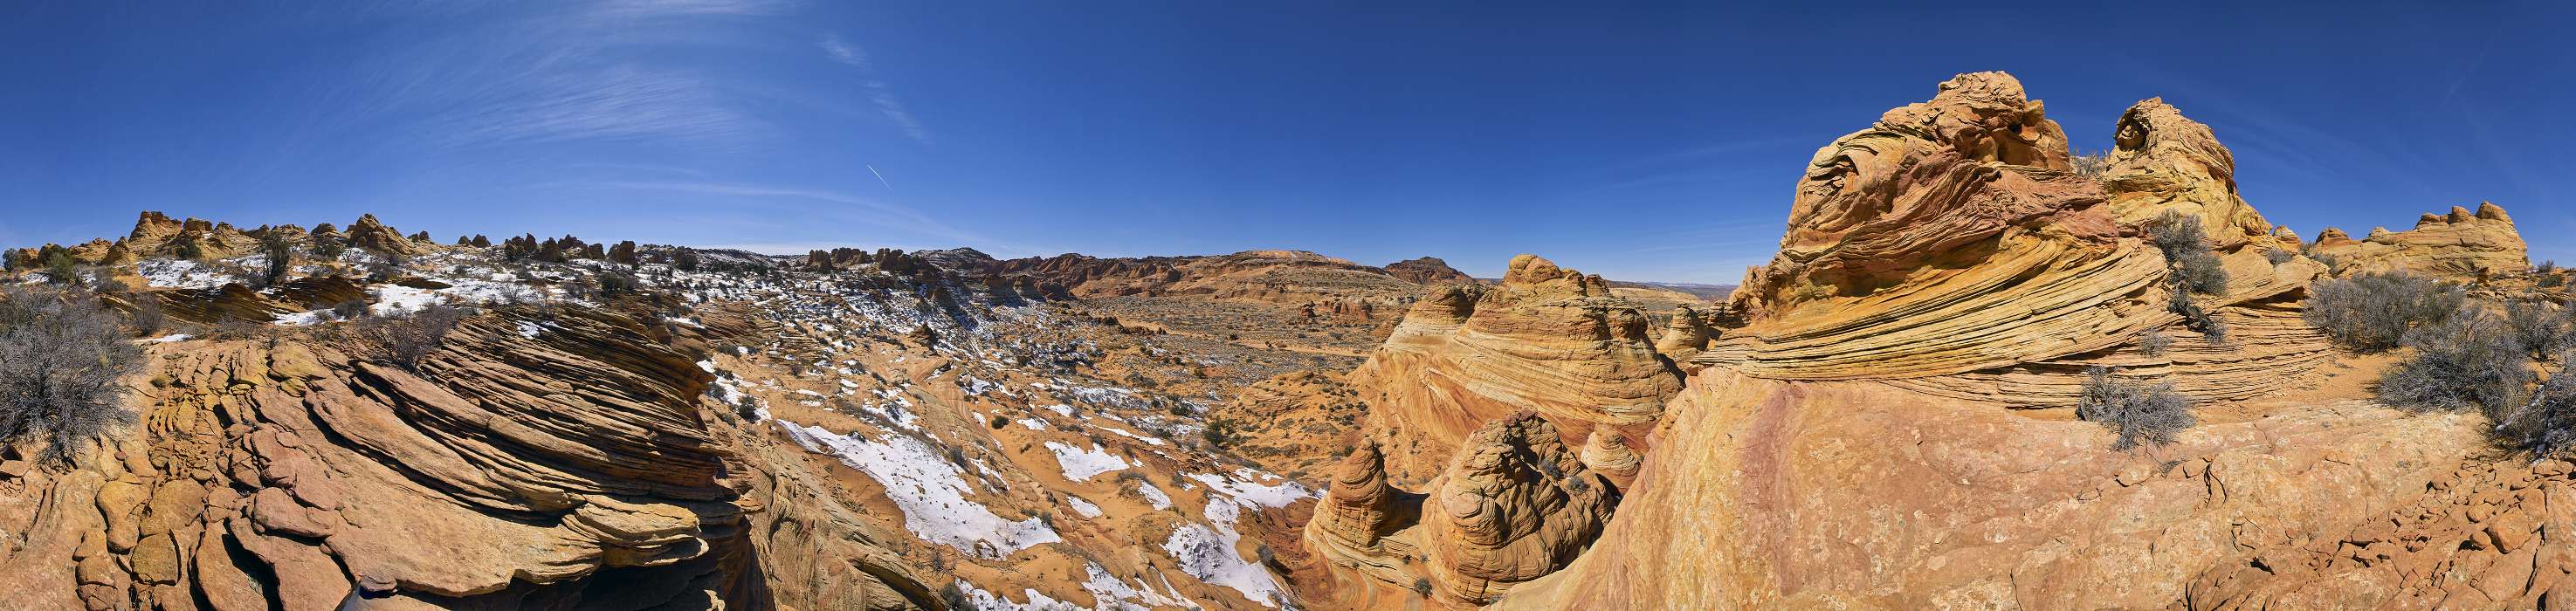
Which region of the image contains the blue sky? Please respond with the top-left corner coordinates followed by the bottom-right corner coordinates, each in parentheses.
top-left (3, 2), bottom-right (2569, 283)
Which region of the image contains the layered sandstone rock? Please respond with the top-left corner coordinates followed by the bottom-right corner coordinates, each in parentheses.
top-left (1305, 414), bottom-right (1615, 607)
top-left (2101, 98), bottom-right (2274, 246)
top-left (1350, 254), bottom-right (1681, 483)
top-left (2310, 203), bottom-right (2530, 278)
top-left (343, 213), bottom-right (420, 257)
top-left (1386, 257), bottom-right (1477, 285)
top-left (1421, 414), bottom-right (1615, 605)
top-left (2185, 458), bottom-right (2576, 608)
top-left (0, 304), bottom-right (926, 609)
top-left (1702, 73), bottom-right (2331, 405)
top-left (1498, 374), bottom-right (2485, 609)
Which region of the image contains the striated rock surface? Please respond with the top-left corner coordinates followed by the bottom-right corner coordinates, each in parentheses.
top-left (342, 213), bottom-right (419, 257)
top-left (2310, 203), bottom-right (2530, 278)
top-left (0, 303), bottom-right (928, 609)
top-left (1304, 413), bottom-right (1615, 607)
top-left (1350, 254), bottom-right (1682, 483)
top-left (1386, 257), bottom-right (1477, 285)
top-left (1421, 414), bottom-right (1615, 605)
top-left (2185, 458), bottom-right (2576, 609)
top-left (2100, 98), bottom-right (2274, 246)
top-left (1702, 72), bottom-right (2331, 406)
top-left (1498, 373), bottom-right (2485, 609)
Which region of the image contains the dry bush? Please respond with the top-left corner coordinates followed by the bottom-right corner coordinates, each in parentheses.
top-left (2376, 308), bottom-right (2531, 416)
top-left (377, 305), bottom-right (468, 371)
top-left (2304, 271), bottom-right (2465, 352)
top-left (2077, 367), bottom-right (2194, 451)
top-left (0, 285), bottom-right (144, 464)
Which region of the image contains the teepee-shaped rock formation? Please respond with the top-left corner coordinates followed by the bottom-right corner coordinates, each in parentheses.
top-left (1349, 254), bottom-right (1682, 482)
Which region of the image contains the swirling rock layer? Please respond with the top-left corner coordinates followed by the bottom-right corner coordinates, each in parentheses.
top-left (1351, 254), bottom-right (1681, 482)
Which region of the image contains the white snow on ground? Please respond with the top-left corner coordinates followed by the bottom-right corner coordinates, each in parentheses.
top-left (272, 309), bottom-right (327, 326)
top-left (781, 423), bottom-right (1060, 559)
top-left (369, 285), bottom-right (442, 316)
top-left (1188, 470), bottom-right (1317, 510)
top-left (1135, 483), bottom-right (1174, 511)
top-left (1154, 470), bottom-right (1315, 608)
top-left (136, 259), bottom-right (235, 290)
top-left (1017, 417), bottom-right (1049, 430)
top-left (1044, 442), bottom-right (1130, 482)
top-left (1066, 496), bottom-right (1103, 518)
top-left (1098, 425), bottom-right (1168, 446)
top-left (144, 333), bottom-right (191, 343)
top-left (518, 321), bottom-right (544, 338)
top-left (954, 562), bottom-right (1194, 611)
top-left (1163, 502), bottom-right (1291, 608)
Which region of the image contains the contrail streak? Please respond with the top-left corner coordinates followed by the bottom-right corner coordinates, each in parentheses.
top-left (867, 164), bottom-right (892, 190)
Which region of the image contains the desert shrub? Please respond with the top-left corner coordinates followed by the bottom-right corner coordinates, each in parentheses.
top-left (2069, 150), bottom-right (2113, 179)
top-left (377, 305), bottom-right (467, 371)
top-left (2492, 366), bottom-right (2576, 458)
top-left (2076, 367), bottom-right (2195, 451)
top-left (171, 240), bottom-right (204, 261)
top-left (2542, 261), bottom-right (2561, 274)
top-left (0, 285), bottom-right (145, 464)
top-left (2376, 308), bottom-right (2532, 416)
top-left (2266, 248), bottom-right (2295, 265)
top-left (674, 250), bottom-right (701, 271)
top-left (127, 294), bottom-right (165, 335)
top-left (2148, 212), bottom-right (2229, 292)
top-left (2505, 301), bottom-right (2573, 360)
top-left (2545, 274), bottom-right (2568, 288)
top-left (310, 235), bottom-right (346, 259)
top-left (330, 299), bottom-right (368, 321)
top-left (1202, 415), bottom-right (1239, 448)
top-left (2139, 327), bottom-right (2173, 358)
top-left (2304, 271), bottom-right (2466, 352)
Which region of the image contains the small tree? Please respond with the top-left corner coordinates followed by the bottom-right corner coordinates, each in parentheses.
top-left (127, 294), bottom-right (165, 335)
top-left (259, 230), bottom-right (294, 285)
top-left (43, 251), bottom-right (78, 285)
top-left (2505, 301), bottom-right (2573, 360)
top-left (0, 285), bottom-right (145, 464)
top-left (2077, 367), bottom-right (2194, 451)
top-left (674, 249), bottom-right (701, 271)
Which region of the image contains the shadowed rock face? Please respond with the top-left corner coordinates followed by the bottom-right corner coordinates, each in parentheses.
top-left (2311, 203), bottom-right (2530, 278)
top-left (1349, 254), bottom-right (1681, 483)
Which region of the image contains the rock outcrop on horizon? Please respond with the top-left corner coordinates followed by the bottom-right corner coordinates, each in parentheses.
top-left (2309, 203), bottom-right (2531, 278)
top-left (1347, 254), bottom-right (1682, 483)
top-left (1384, 257), bottom-right (1476, 285)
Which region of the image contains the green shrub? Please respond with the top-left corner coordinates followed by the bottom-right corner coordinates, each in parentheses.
top-left (2077, 367), bottom-right (2194, 451)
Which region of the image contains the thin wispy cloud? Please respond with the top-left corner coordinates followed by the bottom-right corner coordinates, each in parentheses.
top-left (820, 32), bottom-right (932, 143)
top-left (583, 180), bottom-right (1002, 249)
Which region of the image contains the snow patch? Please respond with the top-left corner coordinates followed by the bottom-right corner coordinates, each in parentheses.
top-left (1044, 442), bottom-right (1130, 482)
top-left (780, 423), bottom-right (1060, 559)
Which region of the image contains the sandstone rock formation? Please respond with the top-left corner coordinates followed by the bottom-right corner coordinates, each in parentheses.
top-left (2101, 98), bottom-right (2275, 246)
top-left (0, 303), bottom-right (928, 609)
top-left (1305, 414), bottom-right (1615, 607)
top-left (1499, 374), bottom-right (2485, 609)
top-left (342, 213), bottom-right (419, 257)
top-left (1706, 73), bottom-right (2331, 406)
top-left (1478, 72), bottom-right (2471, 608)
top-left (1385, 257), bottom-right (1476, 285)
top-left (2310, 203), bottom-right (2530, 278)
top-left (1349, 254), bottom-right (1682, 483)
